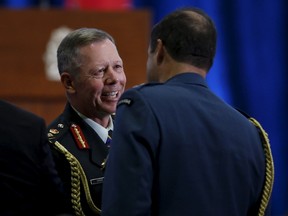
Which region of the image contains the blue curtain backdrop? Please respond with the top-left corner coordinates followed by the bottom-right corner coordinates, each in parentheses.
top-left (0, 0), bottom-right (63, 7)
top-left (0, 0), bottom-right (287, 215)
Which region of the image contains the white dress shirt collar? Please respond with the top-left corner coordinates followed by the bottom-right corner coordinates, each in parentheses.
top-left (72, 106), bottom-right (113, 143)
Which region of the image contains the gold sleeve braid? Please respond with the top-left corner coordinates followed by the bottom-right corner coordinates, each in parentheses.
top-left (54, 141), bottom-right (101, 216)
top-left (249, 118), bottom-right (274, 216)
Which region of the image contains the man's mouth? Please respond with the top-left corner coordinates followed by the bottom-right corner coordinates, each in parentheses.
top-left (102, 91), bottom-right (119, 98)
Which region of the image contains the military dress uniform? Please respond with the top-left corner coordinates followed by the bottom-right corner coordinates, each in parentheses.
top-left (47, 103), bottom-right (111, 216)
top-left (102, 73), bottom-right (274, 216)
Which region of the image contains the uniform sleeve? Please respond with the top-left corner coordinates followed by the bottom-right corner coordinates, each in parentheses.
top-left (102, 88), bottom-right (159, 216)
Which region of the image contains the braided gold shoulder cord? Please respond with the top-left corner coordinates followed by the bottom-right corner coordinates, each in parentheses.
top-left (54, 141), bottom-right (101, 216)
top-left (249, 118), bottom-right (274, 216)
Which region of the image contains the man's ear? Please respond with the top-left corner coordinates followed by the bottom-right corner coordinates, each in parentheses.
top-left (60, 72), bottom-right (75, 93)
top-left (155, 39), bottom-right (165, 65)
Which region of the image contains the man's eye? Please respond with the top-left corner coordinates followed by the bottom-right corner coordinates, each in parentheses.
top-left (87, 71), bottom-right (104, 79)
top-left (115, 64), bottom-right (123, 70)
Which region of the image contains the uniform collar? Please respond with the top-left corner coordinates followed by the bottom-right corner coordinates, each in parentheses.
top-left (71, 105), bottom-right (113, 143)
top-left (165, 72), bottom-right (207, 87)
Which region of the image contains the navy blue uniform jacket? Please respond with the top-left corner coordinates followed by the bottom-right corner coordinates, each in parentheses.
top-left (0, 100), bottom-right (66, 216)
top-left (47, 103), bottom-right (110, 215)
top-left (102, 73), bottom-right (266, 216)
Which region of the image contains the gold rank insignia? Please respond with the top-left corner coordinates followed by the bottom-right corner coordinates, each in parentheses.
top-left (70, 124), bottom-right (89, 149)
top-left (47, 133), bottom-right (53, 138)
top-left (49, 128), bottom-right (59, 134)
top-left (47, 129), bottom-right (59, 139)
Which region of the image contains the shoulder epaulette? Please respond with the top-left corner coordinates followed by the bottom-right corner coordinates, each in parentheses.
top-left (47, 122), bottom-right (68, 142)
top-left (48, 122), bottom-right (90, 150)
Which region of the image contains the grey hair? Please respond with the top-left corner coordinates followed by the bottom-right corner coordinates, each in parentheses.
top-left (57, 27), bottom-right (115, 76)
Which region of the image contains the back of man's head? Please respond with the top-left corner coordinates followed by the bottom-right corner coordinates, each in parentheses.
top-left (150, 7), bottom-right (217, 71)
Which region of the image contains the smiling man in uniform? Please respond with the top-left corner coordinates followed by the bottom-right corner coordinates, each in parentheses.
top-left (47, 27), bottom-right (126, 216)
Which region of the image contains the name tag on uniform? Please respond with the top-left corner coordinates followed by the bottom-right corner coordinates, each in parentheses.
top-left (90, 177), bottom-right (104, 185)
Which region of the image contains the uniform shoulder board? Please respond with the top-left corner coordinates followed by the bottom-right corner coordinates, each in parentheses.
top-left (47, 122), bottom-right (68, 142)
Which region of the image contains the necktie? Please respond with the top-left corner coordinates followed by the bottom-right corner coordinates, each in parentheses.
top-left (106, 130), bottom-right (112, 146)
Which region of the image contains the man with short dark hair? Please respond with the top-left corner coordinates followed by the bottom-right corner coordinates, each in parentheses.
top-left (102, 7), bottom-right (273, 216)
